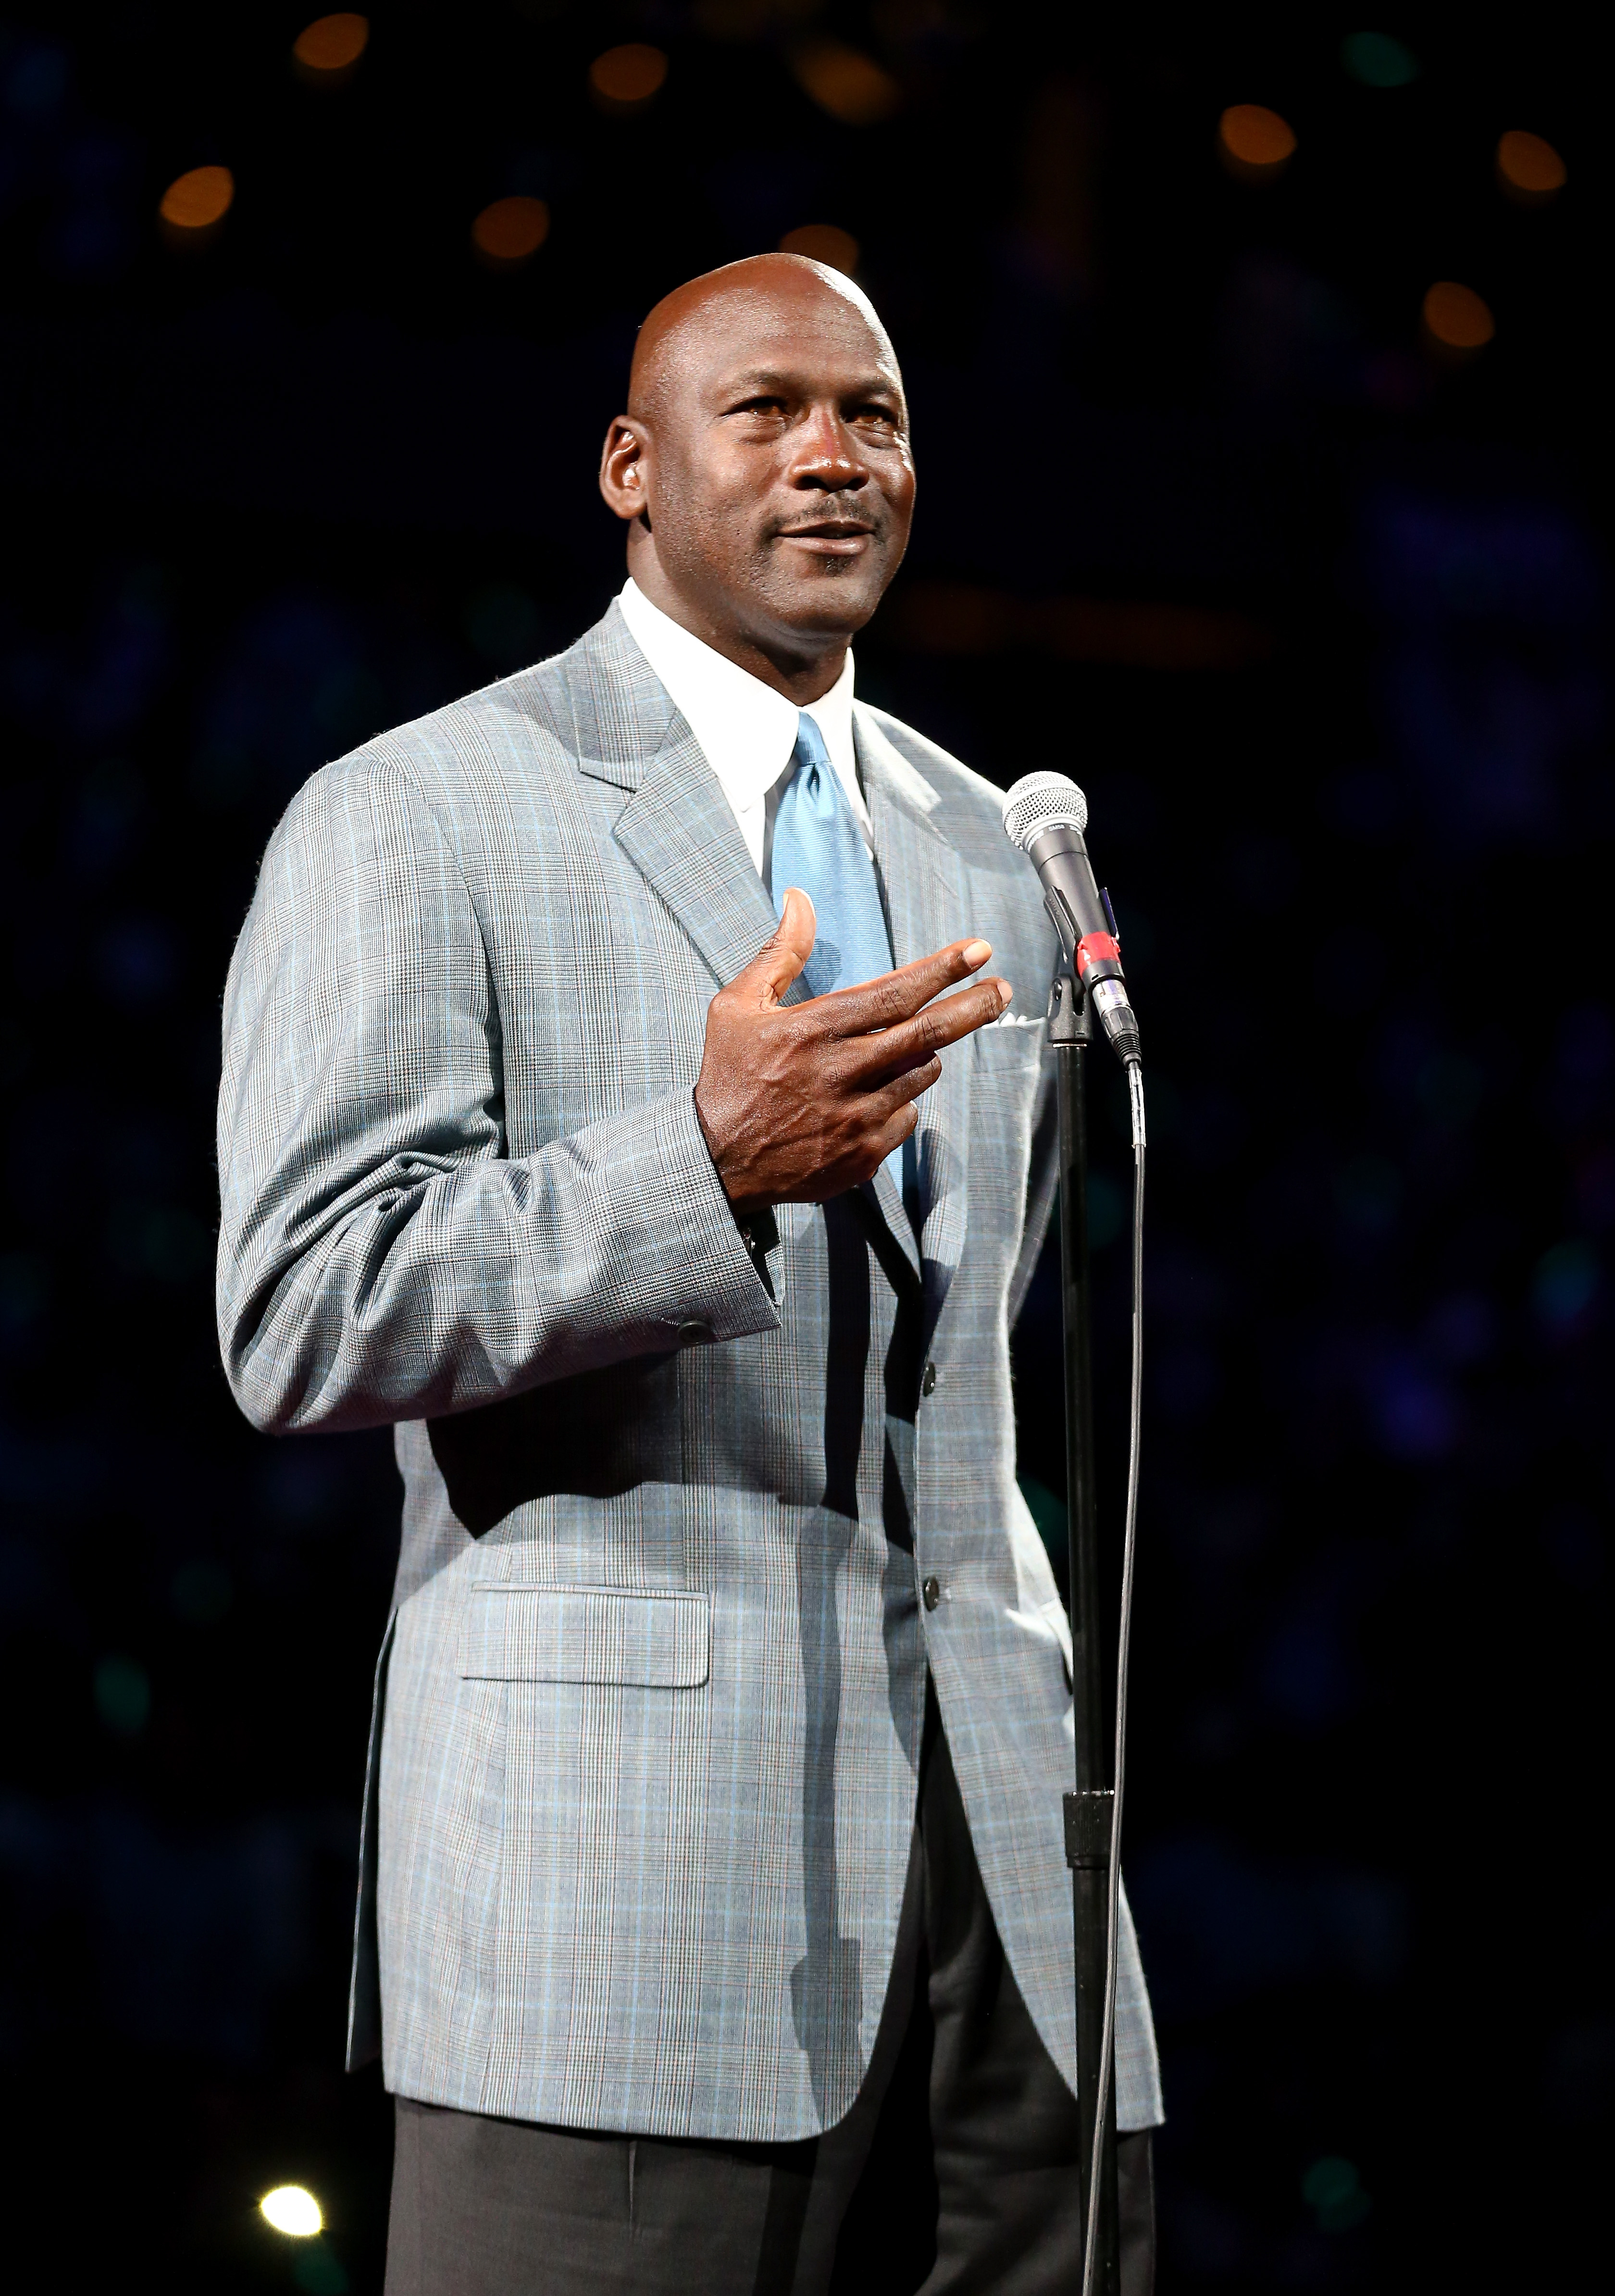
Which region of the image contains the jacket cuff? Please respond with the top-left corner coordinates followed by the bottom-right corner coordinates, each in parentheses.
top-left (615, 1088), bottom-right (782, 1348)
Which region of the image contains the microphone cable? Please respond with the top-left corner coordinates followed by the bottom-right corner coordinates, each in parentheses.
top-left (1081, 1057), bottom-right (1145, 2296)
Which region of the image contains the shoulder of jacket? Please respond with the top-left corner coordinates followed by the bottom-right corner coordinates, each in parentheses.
top-left (857, 701), bottom-right (1009, 847)
top-left (280, 619), bottom-right (615, 827)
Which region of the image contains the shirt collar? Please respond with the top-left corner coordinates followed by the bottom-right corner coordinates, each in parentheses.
top-left (618, 578), bottom-right (859, 822)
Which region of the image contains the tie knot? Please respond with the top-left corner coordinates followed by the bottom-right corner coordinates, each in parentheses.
top-left (794, 711), bottom-right (832, 776)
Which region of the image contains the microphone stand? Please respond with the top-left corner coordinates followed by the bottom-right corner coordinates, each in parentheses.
top-left (1049, 950), bottom-right (1121, 2294)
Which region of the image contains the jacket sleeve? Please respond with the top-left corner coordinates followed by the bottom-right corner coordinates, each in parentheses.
top-left (216, 750), bottom-right (779, 1435)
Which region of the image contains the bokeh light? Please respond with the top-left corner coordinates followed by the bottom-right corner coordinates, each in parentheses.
top-left (1421, 281), bottom-right (1495, 357)
top-left (1496, 128), bottom-right (1566, 204)
top-left (1217, 104), bottom-right (1296, 184)
top-left (778, 223), bottom-right (859, 275)
top-left (587, 44), bottom-right (669, 114)
top-left (1341, 31), bottom-right (1419, 87)
top-left (791, 41), bottom-right (902, 125)
top-left (471, 196), bottom-right (550, 271)
top-left (1303, 2155), bottom-right (1372, 2233)
top-left (1533, 1239), bottom-right (1601, 1335)
top-left (93, 1655), bottom-right (151, 1737)
top-left (158, 165), bottom-right (234, 248)
top-left (888, 582), bottom-right (1272, 670)
top-left (261, 2185), bottom-right (323, 2237)
top-left (292, 14), bottom-right (370, 87)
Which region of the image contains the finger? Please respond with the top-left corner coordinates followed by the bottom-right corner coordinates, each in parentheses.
top-left (726, 888), bottom-right (817, 1011)
top-left (863, 1056), bottom-right (942, 1116)
top-left (860, 1099), bottom-right (922, 1173)
top-left (812, 937), bottom-right (995, 1037)
top-left (845, 978), bottom-right (1013, 1079)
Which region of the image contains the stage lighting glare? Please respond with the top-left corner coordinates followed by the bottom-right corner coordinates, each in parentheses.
top-left (158, 165), bottom-right (234, 248)
top-left (1217, 104), bottom-right (1296, 183)
top-left (791, 40), bottom-right (902, 126)
top-left (1341, 31), bottom-right (1419, 87)
top-left (471, 196), bottom-right (550, 270)
top-left (1421, 281), bottom-right (1494, 357)
top-left (261, 2187), bottom-right (323, 2238)
top-left (779, 224), bottom-right (859, 275)
top-left (293, 14), bottom-right (369, 86)
top-left (588, 44), bottom-right (669, 114)
top-left (1496, 129), bottom-right (1566, 204)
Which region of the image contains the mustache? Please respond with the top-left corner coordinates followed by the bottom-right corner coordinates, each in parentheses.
top-left (769, 494), bottom-right (885, 536)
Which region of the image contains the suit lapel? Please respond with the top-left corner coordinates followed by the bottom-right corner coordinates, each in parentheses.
top-left (857, 711), bottom-right (974, 1314)
top-left (572, 605), bottom-right (781, 994)
top-left (610, 724), bottom-right (781, 993)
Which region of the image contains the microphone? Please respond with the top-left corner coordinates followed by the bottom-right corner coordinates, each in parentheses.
top-left (1001, 772), bottom-right (1141, 1067)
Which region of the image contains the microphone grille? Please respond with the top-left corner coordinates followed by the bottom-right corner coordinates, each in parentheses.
top-left (1001, 771), bottom-right (1088, 852)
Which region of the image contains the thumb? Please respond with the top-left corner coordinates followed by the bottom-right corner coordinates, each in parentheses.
top-left (733, 886), bottom-right (816, 1010)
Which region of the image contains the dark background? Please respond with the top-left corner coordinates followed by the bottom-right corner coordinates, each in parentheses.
top-left (1, 6), bottom-right (1610, 2288)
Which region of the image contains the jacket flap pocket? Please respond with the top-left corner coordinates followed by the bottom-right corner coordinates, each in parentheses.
top-left (459, 1586), bottom-right (710, 1687)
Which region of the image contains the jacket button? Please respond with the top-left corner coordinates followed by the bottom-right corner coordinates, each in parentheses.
top-left (677, 1320), bottom-right (712, 1344)
top-left (922, 1575), bottom-right (941, 1611)
top-left (921, 1361), bottom-right (937, 1397)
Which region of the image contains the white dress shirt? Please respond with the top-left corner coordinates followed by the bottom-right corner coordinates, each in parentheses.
top-left (618, 578), bottom-right (872, 876)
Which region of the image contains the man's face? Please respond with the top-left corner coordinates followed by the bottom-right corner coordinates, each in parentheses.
top-left (609, 279), bottom-right (916, 661)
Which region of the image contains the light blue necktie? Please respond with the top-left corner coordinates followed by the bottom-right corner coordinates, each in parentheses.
top-left (770, 712), bottom-right (917, 1214)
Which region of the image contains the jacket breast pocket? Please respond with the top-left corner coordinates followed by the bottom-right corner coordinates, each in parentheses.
top-left (458, 1586), bottom-right (711, 1688)
top-left (972, 1018), bottom-right (1049, 1110)
top-left (974, 1017), bottom-right (1049, 1061)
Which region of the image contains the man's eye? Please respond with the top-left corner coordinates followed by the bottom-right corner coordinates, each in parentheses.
top-left (852, 406), bottom-right (898, 431)
top-left (731, 398), bottom-right (786, 417)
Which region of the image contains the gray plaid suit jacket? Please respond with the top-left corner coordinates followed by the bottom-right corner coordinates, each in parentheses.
top-left (216, 601), bottom-right (1163, 2141)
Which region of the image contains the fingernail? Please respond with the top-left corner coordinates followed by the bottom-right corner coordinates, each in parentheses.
top-left (962, 939), bottom-right (992, 966)
top-left (998, 981), bottom-right (1014, 1008)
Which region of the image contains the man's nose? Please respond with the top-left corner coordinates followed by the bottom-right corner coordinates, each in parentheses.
top-left (789, 405), bottom-right (868, 488)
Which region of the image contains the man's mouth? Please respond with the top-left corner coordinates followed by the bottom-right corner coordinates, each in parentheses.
top-left (775, 519), bottom-right (877, 557)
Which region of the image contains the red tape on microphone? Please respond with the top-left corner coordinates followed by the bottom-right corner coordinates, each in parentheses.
top-left (1076, 931), bottom-right (1121, 977)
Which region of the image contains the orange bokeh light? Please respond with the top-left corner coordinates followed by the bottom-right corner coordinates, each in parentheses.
top-left (1421, 281), bottom-right (1495, 355)
top-left (472, 197), bottom-right (551, 270)
top-left (791, 42), bottom-right (901, 126)
top-left (158, 165), bottom-right (234, 245)
top-left (1496, 129), bottom-right (1566, 204)
top-left (778, 224), bottom-right (859, 275)
top-left (1217, 104), bottom-right (1296, 182)
top-left (889, 583), bottom-right (1274, 672)
top-left (588, 44), bottom-right (669, 113)
top-left (292, 13), bottom-right (370, 86)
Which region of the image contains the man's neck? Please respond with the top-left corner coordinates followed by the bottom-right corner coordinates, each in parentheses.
top-left (625, 555), bottom-right (848, 707)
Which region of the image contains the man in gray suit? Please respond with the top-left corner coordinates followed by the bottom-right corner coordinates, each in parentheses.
top-left (217, 254), bottom-right (1162, 2293)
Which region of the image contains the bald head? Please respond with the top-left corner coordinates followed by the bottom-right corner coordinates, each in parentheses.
top-left (599, 254), bottom-right (915, 703)
top-left (628, 253), bottom-right (897, 427)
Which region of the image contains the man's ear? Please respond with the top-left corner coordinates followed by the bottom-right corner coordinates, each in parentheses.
top-left (599, 416), bottom-right (652, 526)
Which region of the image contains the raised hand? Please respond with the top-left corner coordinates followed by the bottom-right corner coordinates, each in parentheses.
top-left (693, 887), bottom-right (1012, 1217)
